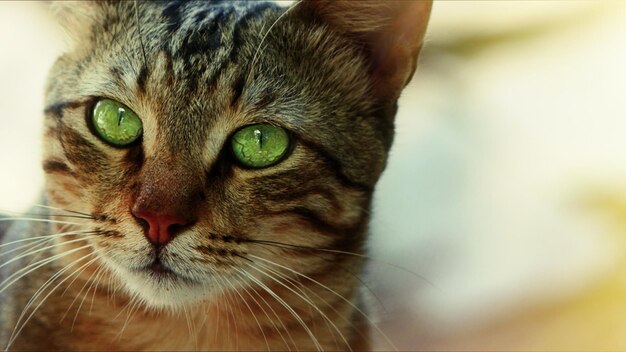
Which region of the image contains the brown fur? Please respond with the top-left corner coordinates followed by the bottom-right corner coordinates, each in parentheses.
top-left (1, 1), bottom-right (431, 350)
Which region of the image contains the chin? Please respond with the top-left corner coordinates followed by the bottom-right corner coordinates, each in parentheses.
top-left (106, 260), bottom-right (215, 309)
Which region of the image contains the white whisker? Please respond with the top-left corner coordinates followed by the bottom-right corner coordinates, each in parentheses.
top-left (0, 236), bottom-right (93, 271)
top-left (232, 270), bottom-right (294, 351)
top-left (217, 273), bottom-right (241, 350)
top-left (253, 259), bottom-right (372, 349)
top-left (250, 239), bottom-right (437, 289)
top-left (0, 230), bottom-right (95, 253)
top-left (8, 247), bottom-right (97, 327)
top-left (116, 291), bottom-right (142, 340)
top-left (250, 254), bottom-right (398, 351)
top-left (0, 243), bottom-right (94, 296)
top-left (0, 209), bottom-right (92, 220)
top-left (58, 256), bottom-right (108, 327)
top-left (245, 1), bottom-right (302, 86)
top-left (235, 267), bottom-right (323, 352)
top-left (222, 272), bottom-right (270, 351)
top-left (6, 250), bottom-right (100, 349)
top-left (31, 204), bottom-right (93, 218)
top-left (88, 262), bottom-right (109, 315)
top-left (182, 305), bottom-right (198, 350)
top-left (248, 263), bottom-right (350, 351)
top-left (0, 217), bottom-right (83, 226)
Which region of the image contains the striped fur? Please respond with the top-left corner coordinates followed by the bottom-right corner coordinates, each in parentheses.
top-left (1, 1), bottom-right (431, 350)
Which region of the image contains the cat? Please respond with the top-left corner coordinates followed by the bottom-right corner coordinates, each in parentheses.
top-left (0, 0), bottom-right (431, 350)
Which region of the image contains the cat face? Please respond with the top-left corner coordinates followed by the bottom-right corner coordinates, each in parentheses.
top-left (42, 1), bottom-right (430, 308)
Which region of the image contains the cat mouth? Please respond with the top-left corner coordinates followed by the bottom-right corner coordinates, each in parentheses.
top-left (147, 259), bottom-right (173, 275)
top-left (140, 258), bottom-right (193, 283)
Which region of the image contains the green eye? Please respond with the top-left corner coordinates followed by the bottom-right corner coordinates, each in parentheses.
top-left (91, 99), bottom-right (143, 146)
top-left (231, 124), bottom-right (290, 168)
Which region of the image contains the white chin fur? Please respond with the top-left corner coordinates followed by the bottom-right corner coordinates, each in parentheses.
top-left (124, 271), bottom-right (211, 308)
top-left (106, 261), bottom-right (214, 309)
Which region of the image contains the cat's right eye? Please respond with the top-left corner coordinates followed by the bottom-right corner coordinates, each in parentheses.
top-left (91, 99), bottom-right (143, 147)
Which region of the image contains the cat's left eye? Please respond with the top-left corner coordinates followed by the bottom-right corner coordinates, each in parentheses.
top-left (91, 99), bottom-right (143, 146)
top-left (231, 124), bottom-right (290, 168)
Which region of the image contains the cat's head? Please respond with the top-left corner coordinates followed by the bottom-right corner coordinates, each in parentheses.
top-left (43, 0), bottom-right (431, 308)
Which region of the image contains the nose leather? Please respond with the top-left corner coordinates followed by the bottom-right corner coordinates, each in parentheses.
top-left (131, 157), bottom-right (201, 247)
top-left (132, 210), bottom-right (188, 246)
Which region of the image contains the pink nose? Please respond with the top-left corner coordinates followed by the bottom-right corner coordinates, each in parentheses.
top-left (132, 210), bottom-right (189, 246)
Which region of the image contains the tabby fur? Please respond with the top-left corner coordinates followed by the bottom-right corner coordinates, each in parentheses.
top-left (0, 1), bottom-right (431, 350)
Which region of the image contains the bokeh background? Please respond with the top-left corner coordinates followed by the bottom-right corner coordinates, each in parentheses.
top-left (2, 1), bottom-right (626, 350)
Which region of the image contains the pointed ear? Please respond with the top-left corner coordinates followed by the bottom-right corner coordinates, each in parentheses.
top-left (48, 2), bottom-right (104, 45)
top-left (296, 0), bottom-right (432, 101)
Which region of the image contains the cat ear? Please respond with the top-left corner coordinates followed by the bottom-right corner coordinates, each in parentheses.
top-left (48, 2), bottom-right (103, 45)
top-left (296, 0), bottom-right (432, 101)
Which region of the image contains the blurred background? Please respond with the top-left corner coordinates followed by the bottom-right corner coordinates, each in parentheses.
top-left (1, 1), bottom-right (626, 350)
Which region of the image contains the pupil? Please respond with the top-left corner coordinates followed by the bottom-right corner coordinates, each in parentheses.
top-left (117, 108), bottom-right (124, 126)
top-left (254, 129), bottom-right (263, 149)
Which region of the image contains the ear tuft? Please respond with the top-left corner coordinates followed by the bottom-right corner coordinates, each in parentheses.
top-left (49, 2), bottom-right (103, 45)
top-left (298, 1), bottom-right (395, 34)
top-left (296, 0), bottom-right (432, 101)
